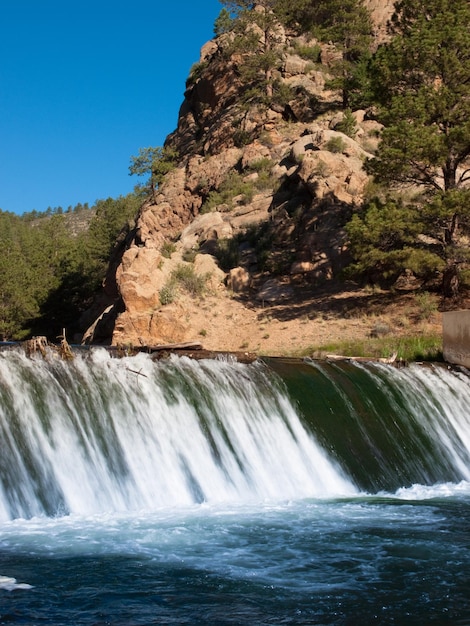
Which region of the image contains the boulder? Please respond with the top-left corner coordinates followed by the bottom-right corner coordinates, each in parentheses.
top-left (228, 267), bottom-right (251, 293)
top-left (193, 254), bottom-right (226, 290)
top-left (180, 212), bottom-right (232, 250)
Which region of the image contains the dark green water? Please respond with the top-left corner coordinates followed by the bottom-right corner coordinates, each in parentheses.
top-left (0, 351), bottom-right (469, 624)
top-left (268, 358), bottom-right (470, 491)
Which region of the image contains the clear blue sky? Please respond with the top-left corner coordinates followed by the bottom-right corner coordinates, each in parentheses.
top-left (0, 1), bottom-right (222, 215)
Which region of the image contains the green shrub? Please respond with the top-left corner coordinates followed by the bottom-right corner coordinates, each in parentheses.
top-left (214, 238), bottom-right (239, 271)
top-left (248, 158), bottom-right (273, 173)
top-left (335, 109), bottom-right (357, 138)
top-left (415, 292), bottom-right (438, 321)
top-left (159, 264), bottom-right (208, 304)
top-left (161, 241), bottom-right (176, 258)
top-left (295, 43), bottom-right (321, 63)
top-left (186, 60), bottom-right (208, 87)
top-left (171, 264), bottom-right (207, 297)
top-left (201, 171), bottom-right (255, 213)
top-left (159, 282), bottom-right (176, 305)
top-left (233, 129), bottom-right (252, 147)
top-left (325, 136), bottom-right (346, 153)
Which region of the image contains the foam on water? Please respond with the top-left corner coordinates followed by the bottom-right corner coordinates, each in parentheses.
top-left (0, 575), bottom-right (33, 591)
top-left (0, 350), bottom-right (355, 521)
top-left (391, 479), bottom-right (470, 500)
top-left (1, 352), bottom-right (469, 623)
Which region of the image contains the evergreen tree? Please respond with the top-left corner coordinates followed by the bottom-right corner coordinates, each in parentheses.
top-left (312, 0), bottom-right (373, 108)
top-left (276, 0), bottom-right (374, 108)
top-left (353, 0), bottom-right (470, 294)
top-left (129, 146), bottom-right (178, 202)
top-left (346, 197), bottom-right (445, 286)
top-left (217, 0), bottom-right (285, 103)
top-left (369, 0), bottom-right (470, 195)
top-left (0, 212), bottom-right (38, 339)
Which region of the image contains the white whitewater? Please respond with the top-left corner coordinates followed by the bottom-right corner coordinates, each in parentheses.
top-left (0, 350), bottom-right (354, 521)
top-left (371, 362), bottom-right (470, 480)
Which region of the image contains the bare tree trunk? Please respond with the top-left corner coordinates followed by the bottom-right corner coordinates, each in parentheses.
top-left (442, 263), bottom-right (459, 298)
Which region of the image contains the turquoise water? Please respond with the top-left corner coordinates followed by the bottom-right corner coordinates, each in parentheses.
top-left (2, 494), bottom-right (470, 625)
top-left (1, 351), bottom-right (469, 624)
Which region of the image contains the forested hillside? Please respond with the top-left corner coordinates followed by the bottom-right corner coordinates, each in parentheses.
top-left (1, 0), bottom-right (469, 351)
top-left (0, 195), bottom-right (140, 340)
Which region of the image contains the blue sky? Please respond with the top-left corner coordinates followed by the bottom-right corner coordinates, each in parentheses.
top-left (0, 1), bottom-right (222, 215)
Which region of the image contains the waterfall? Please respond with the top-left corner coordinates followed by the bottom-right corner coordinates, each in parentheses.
top-left (268, 358), bottom-right (470, 492)
top-left (1, 349), bottom-right (470, 523)
top-left (2, 350), bottom-right (470, 625)
top-left (0, 350), bottom-right (353, 521)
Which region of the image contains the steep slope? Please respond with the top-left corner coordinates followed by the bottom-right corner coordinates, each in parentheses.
top-left (83, 1), bottom-right (438, 354)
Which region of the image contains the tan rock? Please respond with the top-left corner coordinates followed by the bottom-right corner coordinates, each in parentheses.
top-left (241, 142), bottom-right (271, 170)
top-left (193, 254), bottom-right (226, 290)
top-left (95, 7), bottom-right (390, 349)
top-left (186, 149), bottom-right (242, 193)
top-left (116, 247), bottom-right (164, 312)
top-left (180, 212), bottom-right (229, 249)
top-left (298, 151), bottom-right (369, 204)
top-left (284, 55), bottom-right (310, 76)
top-left (228, 267), bottom-right (251, 293)
top-left (290, 261), bottom-right (316, 275)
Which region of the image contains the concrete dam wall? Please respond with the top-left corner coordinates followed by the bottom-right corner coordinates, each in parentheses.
top-left (443, 310), bottom-right (470, 369)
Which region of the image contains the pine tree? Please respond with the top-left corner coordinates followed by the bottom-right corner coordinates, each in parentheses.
top-left (275, 0), bottom-right (374, 108)
top-left (356, 0), bottom-right (470, 294)
top-left (217, 1), bottom-right (285, 103)
top-left (369, 0), bottom-right (470, 194)
top-left (129, 146), bottom-right (178, 202)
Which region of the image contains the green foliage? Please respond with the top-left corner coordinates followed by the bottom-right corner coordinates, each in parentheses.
top-left (173, 264), bottom-right (205, 296)
top-left (217, 0), bottom-right (285, 105)
top-left (414, 291), bottom-right (438, 321)
top-left (201, 171), bottom-right (255, 213)
top-left (159, 283), bottom-right (177, 305)
top-left (201, 159), bottom-right (277, 214)
top-left (294, 43), bottom-right (321, 63)
top-left (0, 212), bottom-right (39, 339)
top-left (214, 7), bottom-right (233, 36)
top-left (334, 109), bottom-right (357, 138)
top-left (214, 238), bottom-right (240, 271)
top-left (159, 264), bottom-right (208, 304)
top-left (346, 198), bottom-right (445, 285)
top-left (161, 240), bottom-right (177, 259)
top-left (233, 129), bottom-right (253, 147)
top-left (0, 193), bottom-right (141, 341)
top-left (129, 146), bottom-right (178, 200)
top-left (368, 0), bottom-right (470, 194)
top-left (363, 0), bottom-right (470, 293)
top-left (247, 157), bottom-right (273, 173)
top-left (270, 79), bottom-right (296, 109)
top-left (325, 136), bottom-right (346, 154)
top-left (186, 60), bottom-right (209, 87)
top-left (305, 333), bottom-right (443, 362)
top-left (278, 0), bottom-right (374, 108)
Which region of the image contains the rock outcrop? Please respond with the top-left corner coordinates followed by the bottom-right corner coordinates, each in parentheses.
top-left (83, 3), bottom-right (394, 347)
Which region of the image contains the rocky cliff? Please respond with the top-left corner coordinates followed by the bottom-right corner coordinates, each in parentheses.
top-left (83, 2), bottom-right (398, 351)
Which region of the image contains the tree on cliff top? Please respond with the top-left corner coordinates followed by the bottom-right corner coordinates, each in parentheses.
top-left (215, 1), bottom-right (285, 103)
top-left (276, 0), bottom-right (374, 108)
top-left (350, 0), bottom-right (470, 295)
top-left (368, 0), bottom-right (470, 195)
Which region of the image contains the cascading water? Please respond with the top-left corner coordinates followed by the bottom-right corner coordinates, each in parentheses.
top-left (1, 348), bottom-right (469, 625)
top-left (0, 350), bottom-right (353, 521)
top-left (267, 357), bottom-right (470, 491)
